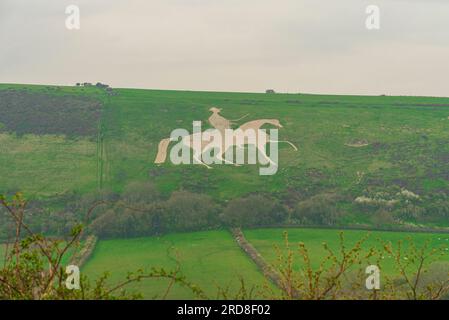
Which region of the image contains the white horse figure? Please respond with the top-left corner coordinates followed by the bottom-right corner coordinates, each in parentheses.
top-left (227, 119), bottom-right (298, 168)
top-left (154, 118), bottom-right (298, 168)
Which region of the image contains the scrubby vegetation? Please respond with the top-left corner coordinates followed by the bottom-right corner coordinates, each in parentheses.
top-left (0, 193), bottom-right (202, 300)
top-left (2, 180), bottom-right (448, 242)
top-left (263, 231), bottom-right (449, 300)
top-left (0, 89), bottom-right (102, 137)
top-left (220, 195), bottom-right (286, 228)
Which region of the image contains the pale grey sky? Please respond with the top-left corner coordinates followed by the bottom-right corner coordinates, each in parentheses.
top-left (1, 0), bottom-right (449, 96)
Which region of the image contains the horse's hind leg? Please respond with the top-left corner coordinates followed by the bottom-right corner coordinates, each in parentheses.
top-left (257, 144), bottom-right (278, 167)
top-left (217, 153), bottom-right (239, 166)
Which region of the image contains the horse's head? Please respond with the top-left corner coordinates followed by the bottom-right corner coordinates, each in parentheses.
top-left (209, 107), bottom-right (222, 113)
top-left (270, 119), bottom-right (283, 128)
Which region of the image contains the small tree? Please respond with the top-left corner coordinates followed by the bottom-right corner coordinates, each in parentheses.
top-left (0, 193), bottom-right (205, 300)
top-left (262, 232), bottom-right (449, 300)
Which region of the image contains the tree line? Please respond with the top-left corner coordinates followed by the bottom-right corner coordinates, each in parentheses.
top-left (1, 180), bottom-right (449, 241)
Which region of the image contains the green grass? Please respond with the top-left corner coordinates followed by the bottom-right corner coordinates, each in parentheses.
top-left (0, 244), bottom-right (4, 266)
top-left (0, 133), bottom-right (98, 196)
top-left (2, 83), bottom-right (449, 202)
top-left (1, 83), bottom-right (449, 227)
top-left (102, 88), bottom-right (449, 200)
top-left (244, 228), bottom-right (449, 276)
top-left (82, 230), bottom-right (269, 299)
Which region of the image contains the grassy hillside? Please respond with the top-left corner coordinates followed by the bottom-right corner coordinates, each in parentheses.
top-left (82, 230), bottom-right (270, 299)
top-left (1, 83), bottom-right (449, 228)
top-left (0, 84), bottom-right (105, 197)
top-left (103, 88), bottom-right (449, 201)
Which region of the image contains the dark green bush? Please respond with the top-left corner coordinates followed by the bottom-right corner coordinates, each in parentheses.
top-left (220, 194), bottom-right (286, 227)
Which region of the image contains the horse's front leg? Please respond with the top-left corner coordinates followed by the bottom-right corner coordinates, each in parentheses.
top-left (218, 145), bottom-right (241, 166)
top-left (193, 153), bottom-right (212, 169)
top-left (191, 145), bottom-right (212, 169)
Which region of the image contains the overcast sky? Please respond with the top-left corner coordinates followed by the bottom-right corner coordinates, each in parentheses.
top-left (1, 0), bottom-right (449, 96)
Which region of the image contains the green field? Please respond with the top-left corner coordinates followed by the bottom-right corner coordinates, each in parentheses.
top-left (82, 230), bottom-right (270, 299)
top-left (244, 228), bottom-right (449, 276)
top-left (80, 228), bottom-right (449, 299)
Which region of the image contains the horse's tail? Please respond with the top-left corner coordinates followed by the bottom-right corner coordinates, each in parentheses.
top-left (270, 140), bottom-right (298, 151)
top-left (154, 138), bottom-right (171, 164)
